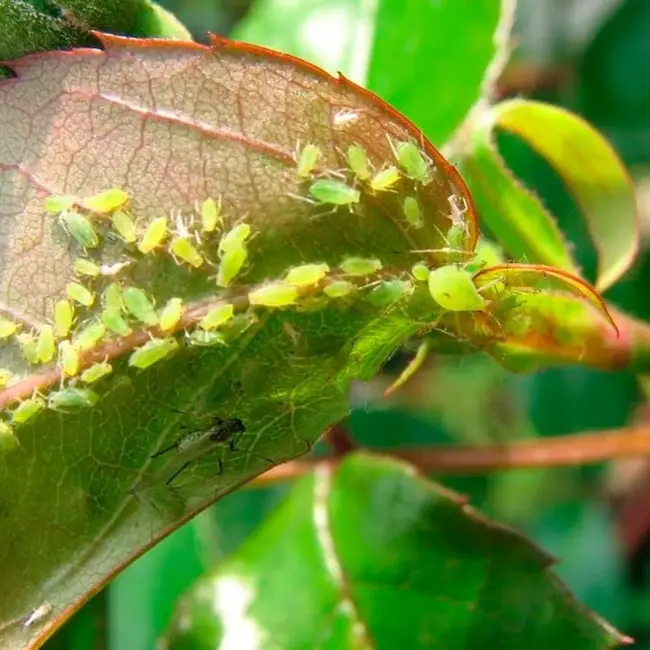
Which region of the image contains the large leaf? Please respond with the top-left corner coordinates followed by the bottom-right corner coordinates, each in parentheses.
top-left (0, 33), bottom-right (477, 648)
top-left (163, 453), bottom-right (629, 649)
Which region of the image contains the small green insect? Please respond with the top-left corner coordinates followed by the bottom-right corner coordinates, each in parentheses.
top-left (73, 258), bottom-right (101, 277)
top-left (323, 280), bottom-right (355, 298)
top-left (36, 325), bottom-right (56, 363)
top-left (66, 282), bottom-right (95, 307)
top-left (48, 387), bottom-right (99, 411)
top-left (285, 263), bottom-right (330, 287)
top-left (82, 188), bottom-right (129, 214)
top-left (218, 223), bottom-right (252, 254)
top-left (169, 236), bottom-right (204, 268)
top-left (0, 317), bottom-right (20, 340)
top-left (12, 396), bottom-right (45, 424)
top-left (249, 282), bottom-right (299, 308)
top-left (111, 209), bottom-right (137, 243)
top-left (122, 287), bottom-right (158, 327)
top-left (309, 179), bottom-right (360, 206)
top-left (17, 332), bottom-right (39, 364)
top-left (200, 197), bottom-right (221, 233)
top-left (138, 216), bottom-right (168, 254)
top-left (428, 265), bottom-right (486, 311)
top-left (403, 196), bottom-right (424, 229)
top-left (159, 298), bottom-right (184, 332)
top-left (186, 329), bottom-right (227, 347)
top-left (58, 340), bottom-right (80, 377)
top-left (217, 247), bottom-right (248, 288)
top-left (0, 421), bottom-right (17, 452)
top-left (199, 303), bottom-right (234, 331)
top-left (102, 283), bottom-right (123, 311)
top-left (72, 320), bottom-right (106, 352)
top-left (370, 166), bottom-right (401, 192)
top-left (59, 210), bottom-right (100, 249)
top-left (129, 337), bottom-right (179, 369)
top-left (101, 308), bottom-right (132, 336)
top-left (411, 263), bottom-right (430, 282)
top-left (0, 369), bottom-right (13, 387)
top-left (80, 361), bottom-right (113, 384)
top-left (340, 257), bottom-right (383, 276)
top-left (44, 194), bottom-right (76, 215)
top-left (346, 145), bottom-right (372, 181)
top-left (54, 300), bottom-right (74, 338)
top-left (296, 143), bottom-right (322, 179)
top-left (366, 280), bottom-right (412, 307)
top-left (394, 141), bottom-right (430, 184)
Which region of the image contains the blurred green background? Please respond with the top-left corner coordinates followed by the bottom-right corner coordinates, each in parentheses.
top-left (41, 0), bottom-right (650, 647)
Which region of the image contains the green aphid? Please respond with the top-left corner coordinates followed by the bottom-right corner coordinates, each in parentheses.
top-left (217, 246), bottom-right (248, 288)
top-left (366, 280), bottom-right (412, 307)
top-left (48, 387), bottom-right (99, 411)
top-left (428, 265), bottom-right (486, 311)
top-left (44, 194), bottom-right (76, 215)
top-left (36, 325), bottom-right (56, 363)
top-left (219, 223), bottom-right (252, 254)
top-left (72, 320), bottom-right (106, 352)
top-left (138, 217), bottom-right (168, 254)
top-left (201, 197), bottom-right (221, 233)
top-left (0, 369), bottom-right (13, 387)
top-left (346, 145), bottom-right (371, 181)
top-left (66, 282), bottom-right (95, 307)
top-left (129, 337), bottom-right (179, 369)
top-left (249, 282), bottom-right (298, 308)
top-left (73, 258), bottom-right (101, 277)
top-left (411, 263), bottom-right (430, 282)
top-left (59, 210), bottom-right (100, 249)
top-left (370, 166), bottom-right (401, 192)
top-left (58, 340), bottom-right (80, 377)
top-left (199, 303), bottom-right (234, 331)
top-left (285, 263), bottom-right (330, 287)
top-left (296, 143), bottom-right (321, 178)
top-left (12, 396), bottom-right (45, 424)
top-left (159, 298), bottom-right (184, 332)
top-left (186, 329), bottom-right (227, 347)
top-left (111, 209), bottom-right (137, 243)
top-left (403, 196), bottom-right (424, 229)
top-left (17, 332), bottom-right (39, 364)
top-left (54, 300), bottom-right (74, 338)
top-left (340, 256), bottom-right (382, 276)
top-left (323, 280), bottom-right (355, 299)
top-left (80, 362), bottom-right (113, 384)
top-left (0, 421), bottom-right (17, 451)
top-left (82, 188), bottom-right (129, 214)
top-left (395, 141), bottom-right (430, 184)
top-left (309, 179), bottom-right (360, 206)
top-left (122, 287), bottom-right (158, 327)
top-left (0, 317), bottom-right (20, 340)
top-left (170, 236), bottom-right (204, 268)
top-left (101, 308), bottom-right (132, 336)
top-left (102, 283), bottom-right (123, 311)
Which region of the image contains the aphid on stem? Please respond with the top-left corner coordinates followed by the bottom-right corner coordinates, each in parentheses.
top-left (159, 298), bottom-right (185, 332)
top-left (249, 282), bottom-right (299, 308)
top-left (122, 287), bottom-right (158, 327)
top-left (80, 361), bottom-right (113, 384)
top-left (129, 337), bottom-right (179, 369)
top-left (199, 303), bottom-right (234, 331)
top-left (12, 396), bottom-right (45, 424)
top-left (58, 340), bottom-right (80, 377)
top-left (36, 325), bottom-right (56, 363)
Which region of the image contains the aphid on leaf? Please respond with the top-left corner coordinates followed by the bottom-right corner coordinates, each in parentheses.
top-left (200, 197), bottom-right (221, 233)
top-left (366, 280), bottom-right (412, 307)
top-left (73, 258), bottom-right (101, 278)
top-left (80, 361), bottom-right (113, 384)
top-left (309, 179), bottom-right (360, 206)
top-left (82, 188), bottom-right (129, 214)
top-left (122, 287), bottom-right (158, 327)
top-left (138, 216), bottom-right (168, 254)
top-left (59, 210), bottom-right (100, 249)
top-left (36, 325), bottom-right (56, 363)
top-left (370, 166), bottom-right (400, 192)
top-left (111, 209), bottom-right (137, 243)
top-left (296, 143), bottom-right (322, 179)
top-left (248, 282), bottom-right (298, 308)
top-left (12, 396), bottom-right (45, 424)
top-left (54, 300), bottom-right (74, 338)
top-left (411, 263), bottom-right (430, 282)
top-left (72, 320), bottom-right (106, 352)
top-left (428, 265), bottom-right (486, 312)
top-left (22, 601), bottom-right (53, 630)
top-left (0, 420), bottom-right (17, 451)
top-left (323, 280), bottom-right (356, 298)
top-left (285, 263), bottom-right (330, 287)
top-left (340, 256), bottom-right (382, 276)
top-left (129, 337), bottom-right (179, 369)
top-left (0, 317), bottom-right (20, 340)
top-left (66, 282), bottom-right (95, 307)
top-left (159, 298), bottom-right (184, 332)
top-left (218, 223), bottom-right (252, 254)
top-left (403, 196), bottom-right (424, 229)
top-left (217, 247), bottom-right (248, 288)
top-left (346, 144), bottom-right (371, 181)
top-left (186, 329), bottom-right (227, 347)
top-left (17, 332), bottom-right (39, 365)
top-left (102, 282), bottom-right (123, 311)
top-left (44, 194), bottom-right (75, 215)
top-left (169, 235), bottom-right (204, 268)
top-left (58, 340), bottom-right (80, 377)
top-left (101, 308), bottom-right (132, 336)
top-left (394, 140), bottom-right (430, 184)
top-left (199, 303), bottom-right (234, 331)
top-left (48, 387), bottom-right (99, 411)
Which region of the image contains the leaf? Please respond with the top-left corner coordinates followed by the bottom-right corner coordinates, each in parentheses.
top-left (163, 453), bottom-right (629, 650)
top-left (463, 99), bottom-right (639, 291)
top-left (0, 33), bottom-right (477, 648)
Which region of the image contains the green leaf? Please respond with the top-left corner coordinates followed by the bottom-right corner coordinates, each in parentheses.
top-left (164, 453), bottom-right (628, 649)
top-left (463, 99), bottom-right (639, 291)
top-left (0, 34), bottom-right (477, 647)
top-left (130, 1), bottom-right (193, 40)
